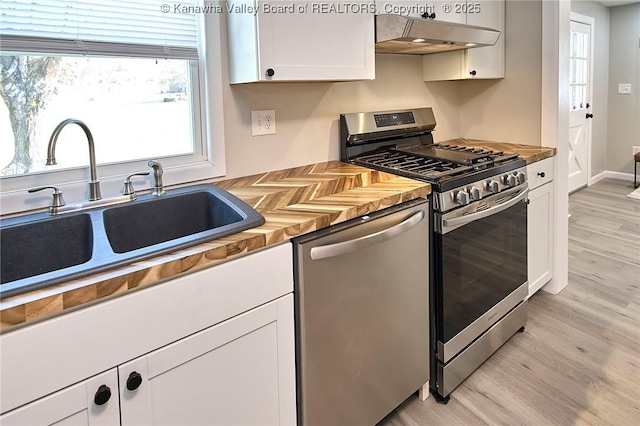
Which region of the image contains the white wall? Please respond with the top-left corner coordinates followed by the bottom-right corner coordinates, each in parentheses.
top-left (458, 0), bottom-right (543, 146)
top-left (218, 53), bottom-right (460, 180)
top-left (607, 2), bottom-right (640, 174)
top-left (215, 0), bottom-right (567, 181)
top-left (570, 1), bottom-right (610, 178)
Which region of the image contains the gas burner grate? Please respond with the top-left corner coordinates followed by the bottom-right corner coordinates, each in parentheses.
top-left (354, 150), bottom-right (474, 180)
top-left (434, 144), bottom-right (520, 164)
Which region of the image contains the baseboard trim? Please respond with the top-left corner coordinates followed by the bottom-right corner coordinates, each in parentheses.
top-left (590, 171), bottom-right (634, 185)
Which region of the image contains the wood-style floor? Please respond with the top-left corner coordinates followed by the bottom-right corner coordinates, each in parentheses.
top-left (379, 179), bottom-right (640, 425)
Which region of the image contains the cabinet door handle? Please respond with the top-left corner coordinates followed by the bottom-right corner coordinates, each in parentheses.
top-left (309, 210), bottom-right (425, 260)
top-left (126, 371), bottom-right (143, 391)
top-left (94, 384), bottom-right (112, 406)
top-left (586, 113), bottom-right (594, 119)
top-left (265, 68), bottom-right (275, 77)
top-left (469, 70), bottom-right (477, 76)
top-left (537, 172), bottom-right (545, 178)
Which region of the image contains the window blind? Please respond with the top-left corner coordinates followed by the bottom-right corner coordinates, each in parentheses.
top-left (0, 0), bottom-right (198, 59)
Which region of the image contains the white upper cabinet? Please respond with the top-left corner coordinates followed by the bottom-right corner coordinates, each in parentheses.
top-left (423, 0), bottom-right (505, 80)
top-left (429, 1), bottom-right (466, 23)
top-left (227, 1), bottom-right (375, 83)
top-left (374, 1), bottom-right (465, 22)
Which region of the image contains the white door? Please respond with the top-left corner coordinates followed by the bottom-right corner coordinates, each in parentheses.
top-left (568, 19), bottom-right (592, 193)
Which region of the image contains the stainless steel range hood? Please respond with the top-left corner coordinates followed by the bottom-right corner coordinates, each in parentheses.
top-left (375, 14), bottom-right (500, 54)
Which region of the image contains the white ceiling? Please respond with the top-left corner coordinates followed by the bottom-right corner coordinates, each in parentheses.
top-left (596, 0), bottom-right (640, 7)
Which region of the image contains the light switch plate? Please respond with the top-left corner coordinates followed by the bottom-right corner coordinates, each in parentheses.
top-left (618, 84), bottom-right (632, 94)
top-left (251, 110), bottom-right (276, 136)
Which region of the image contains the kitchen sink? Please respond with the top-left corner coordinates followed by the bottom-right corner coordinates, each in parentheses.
top-left (103, 187), bottom-right (256, 253)
top-left (0, 184), bottom-right (264, 299)
top-left (0, 214), bottom-right (94, 284)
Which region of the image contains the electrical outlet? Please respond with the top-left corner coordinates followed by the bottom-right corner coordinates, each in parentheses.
top-left (251, 110), bottom-right (276, 136)
top-left (633, 146), bottom-right (640, 156)
top-left (618, 84), bottom-right (632, 94)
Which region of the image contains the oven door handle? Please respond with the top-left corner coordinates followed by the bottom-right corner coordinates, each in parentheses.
top-left (310, 210), bottom-right (425, 260)
top-left (442, 187), bottom-right (529, 230)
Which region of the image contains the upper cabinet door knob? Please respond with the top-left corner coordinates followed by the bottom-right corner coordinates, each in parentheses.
top-left (469, 70), bottom-right (477, 76)
top-left (265, 68), bottom-right (275, 77)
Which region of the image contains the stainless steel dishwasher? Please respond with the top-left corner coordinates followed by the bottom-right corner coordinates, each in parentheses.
top-left (293, 198), bottom-right (430, 426)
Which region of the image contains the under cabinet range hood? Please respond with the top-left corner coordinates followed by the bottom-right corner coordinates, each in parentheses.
top-left (375, 14), bottom-right (500, 54)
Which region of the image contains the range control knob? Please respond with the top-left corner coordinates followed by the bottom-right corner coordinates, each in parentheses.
top-left (507, 174), bottom-right (518, 187)
top-left (486, 180), bottom-right (500, 193)
top-left (516, 171), bottom-right (526, 185)
top-left (469, 187), bottom-right (481, 201)
top-left (454, 190), bottom-right (470, 205)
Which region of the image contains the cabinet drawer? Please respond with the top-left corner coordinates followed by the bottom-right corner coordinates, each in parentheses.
top-left (527, 157), bottom-right (554, 190)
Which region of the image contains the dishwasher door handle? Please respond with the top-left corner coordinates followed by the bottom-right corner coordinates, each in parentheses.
top-left (309, 210), bottom-right (425, 260)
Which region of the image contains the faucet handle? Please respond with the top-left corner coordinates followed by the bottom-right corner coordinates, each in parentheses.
top-left (123, 172), bottom-right (150, 196)
top-left (28, 186), bottom-right (66, 208)
top-left (147, 160), bottom-right (165, 197)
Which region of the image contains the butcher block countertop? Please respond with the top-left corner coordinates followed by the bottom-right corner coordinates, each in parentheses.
top-left (0, 161), bottom-right (430, 331)
top-left (442, 139), bottom-right (556, 164)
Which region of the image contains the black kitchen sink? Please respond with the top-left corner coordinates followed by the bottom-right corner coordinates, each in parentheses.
top-left (0, 184), bottom-right (264, 299)
top-left (0, 214), bottom-right (94, 284)
top-left (103, 191), bottom-right (245, 253)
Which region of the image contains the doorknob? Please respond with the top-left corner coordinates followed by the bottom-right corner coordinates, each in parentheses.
top-left (586, 113), bottom-right (594, 119)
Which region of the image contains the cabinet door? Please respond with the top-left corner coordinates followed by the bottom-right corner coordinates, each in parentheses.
top-left (119, 294), bottom-right (296, 426)
top-left (423, 0), bottom-right (505, 81)
top-left (257, 1), bottom-right (374, 81)
top-left (527, 182), bottom-right (554, 297)
top-left (228, 1), bottom-right (374, 82)
top-left (0, 370), bottom-right (119, 426)
top-left (430, 1), bottom-right (466, 23)
top-left (465, 0), bottom-right (505, 79)
top-left (375, 0), bottom-right (440, 19)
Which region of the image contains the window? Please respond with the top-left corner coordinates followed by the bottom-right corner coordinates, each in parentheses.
top-left (0, 0), bottom-right (224, 214)
top-left (569, 26), bottom-right (589, 111)
top-left (0, 56), bottom-right (198, 174)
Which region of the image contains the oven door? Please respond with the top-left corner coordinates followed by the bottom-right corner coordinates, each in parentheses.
top-left (434, 185), bottom-right (528, 363)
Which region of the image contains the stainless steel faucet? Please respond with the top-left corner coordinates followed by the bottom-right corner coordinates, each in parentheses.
top-left (148, 160), bottom-right (165, 196)
top-left (47, 118), bottom-right (101, 201)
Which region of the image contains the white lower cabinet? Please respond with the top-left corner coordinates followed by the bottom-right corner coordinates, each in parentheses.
top-left (527, 157), bottom-right (555, 297)
top-left (119, 294), bottom-right (295, 425)
top-left (0, 369), bottom-right (120, 426)
top-left (0, 244), bottom-right (295, 425)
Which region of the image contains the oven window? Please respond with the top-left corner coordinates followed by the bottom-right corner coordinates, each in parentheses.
top-left (436, 201), bottom-right (527, 342)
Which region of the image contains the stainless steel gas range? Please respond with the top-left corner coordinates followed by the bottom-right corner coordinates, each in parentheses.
top-left (340, 107), bottom-right (528, 403)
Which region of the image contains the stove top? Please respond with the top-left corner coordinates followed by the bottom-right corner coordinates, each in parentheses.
top-left (340, 108), bottom-right (530, 213)
top-left (340, 108), bottom-right (527, 195)
top-left (352, 143), bottom-right (524, 191)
